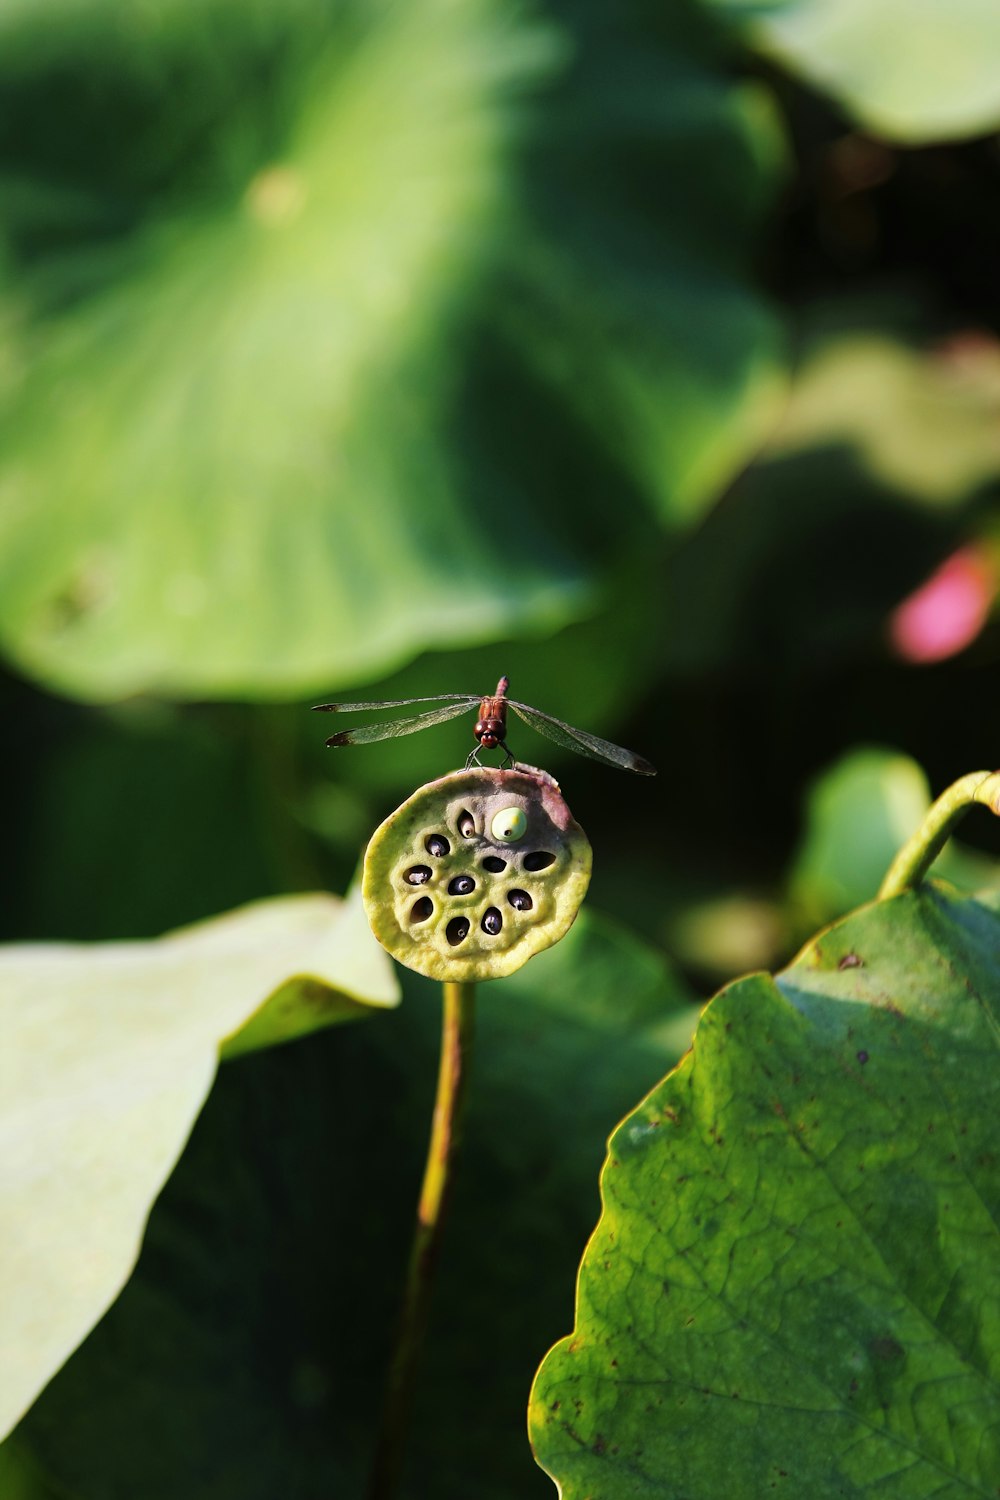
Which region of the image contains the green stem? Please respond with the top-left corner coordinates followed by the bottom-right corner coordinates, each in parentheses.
top-left (365, 980), bottom-right (476, 1500)
top-left (878, 770), bottom-right (1000, 900)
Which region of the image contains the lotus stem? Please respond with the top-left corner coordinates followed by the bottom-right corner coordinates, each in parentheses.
top-left (878, 770), bottom-right (1000, 900)
top-left (365, 979), bottom-right (476, 1500)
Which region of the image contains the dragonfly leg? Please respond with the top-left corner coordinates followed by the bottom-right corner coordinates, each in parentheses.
top-left (499, 742), bottom-right (515, 769)
top-left (464, 747), bottom-right (484, 770)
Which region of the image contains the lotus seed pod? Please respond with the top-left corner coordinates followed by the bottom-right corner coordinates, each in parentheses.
top-left (362, 766), bottom-right (592, 981)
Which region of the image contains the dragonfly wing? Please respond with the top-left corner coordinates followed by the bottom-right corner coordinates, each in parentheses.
top-left (324, 698), bottom-right (474, 747)
top-left (508, 702), bottom-right (657, 775)
top-left (312, 693), bottom-right (478, 713)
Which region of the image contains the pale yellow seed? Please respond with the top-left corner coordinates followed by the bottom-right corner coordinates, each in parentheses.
top-left (491, 806), bottom-right (527, 842)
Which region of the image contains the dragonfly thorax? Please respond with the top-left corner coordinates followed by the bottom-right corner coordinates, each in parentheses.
top-left (475, 696), bottom-right (507, 749)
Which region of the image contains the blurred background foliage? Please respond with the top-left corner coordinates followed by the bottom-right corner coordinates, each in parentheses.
top-left (3, 0), bottom-right (1000, 1493)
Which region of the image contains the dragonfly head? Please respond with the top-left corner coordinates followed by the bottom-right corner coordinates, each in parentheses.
top-left (475, 715), bottom-right (504, 749)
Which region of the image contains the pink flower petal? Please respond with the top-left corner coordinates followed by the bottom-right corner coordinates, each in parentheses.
top-left (889, 545), bottom-right (997, 663)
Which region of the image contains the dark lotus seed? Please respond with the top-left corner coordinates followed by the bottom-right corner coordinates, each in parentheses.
top-left (410, 896), bottom-right (433, 923)
top-left (425, 834), bottom-right (450, 857)
top-left (448, 875), bottom-right (476, 895)
top-left (523, 851), bottom-right (555, 871)
top-left (404, 865), bottom-right (432, 885)
top-left (446, 916), bottom-right (470, 946)
top-left (481, 907), bottom-right (503, 935)
top-left (507, 889), bottom-right (533, 911)
top-left (457, 810), bottom-right (476, 838)
top-left (482, 855), bottom-right (506, 873)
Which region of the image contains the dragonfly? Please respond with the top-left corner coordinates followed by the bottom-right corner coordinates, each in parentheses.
top-left (312, 675), bottom-right (656, 775)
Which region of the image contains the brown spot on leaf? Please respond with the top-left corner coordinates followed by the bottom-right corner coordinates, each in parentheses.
top-left (839, 952), bottom-right (863, 969)
top-left (870, 1336), bottom-right (904, 1362)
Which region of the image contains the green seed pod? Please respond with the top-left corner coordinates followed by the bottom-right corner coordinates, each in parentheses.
top-left (362, 766), bottom-right (592, 981)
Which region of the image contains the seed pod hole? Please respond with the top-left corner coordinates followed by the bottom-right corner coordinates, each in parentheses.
top-left (507, 889), bottom-right (533, 911)
top-left (523, 851), bottom-right (555, 871)
top-left (446, 916), bottom-right (470, 947)
top-left (482, 855), bottom-right (507, 873)
top-left (448, 875), bottom-right (476, 896)
top-left (481, 907), bottom-right (503, 935)
top-left (457, 809), bottom-right (476, 838)
top-left (404, 865), bottom-right (432, 885)
top-left (410, 896), bottom-right (434, 923)
top-left (425, 834), bottom-right (450, 857)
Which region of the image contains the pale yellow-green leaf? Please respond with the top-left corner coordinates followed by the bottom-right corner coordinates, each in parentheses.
top-left (711, 0), bottom-right (1000, 141)
top-left (0, 890), bottom-right (399, 1440)
top-left (770, 333), bottom-right (1000, 508)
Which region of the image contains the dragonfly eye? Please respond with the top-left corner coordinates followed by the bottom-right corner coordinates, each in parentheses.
top-left (491, 807), bottom-right (527, 842)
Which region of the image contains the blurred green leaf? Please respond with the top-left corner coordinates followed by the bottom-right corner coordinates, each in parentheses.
top-left (531, 881), bottom-right (1000, 1495)
top-left (0, 0), bottom-right (783, 701)
top-left (657, 318), bottom-right (1000, 675)
top-left (0, 1440), bottom-right (62, 1500)
top-left (667, 891), bottom-right (788, 981)
top-left (710, 0), bottom-right (1000, 141)
top-left (770, 331), bottom-right (1000, 509)
top-left (792, 747), bottom-right (933, 920)
top-left (0, 891), bottom-right (398, 1441)
top-left (502, 10), bottom-right (786, 529)
top-left (11, 908), bottom-right (696, 1499)
top-left (791, 746), bottom-right (1000, 926)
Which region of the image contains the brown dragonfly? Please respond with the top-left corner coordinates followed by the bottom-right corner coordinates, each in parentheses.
top-left (313, 674), bottom-right (656, 775)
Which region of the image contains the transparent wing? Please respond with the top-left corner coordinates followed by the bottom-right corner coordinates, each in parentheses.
top-left (508, 702), bottom-right (657, 776)
top-left (324, 699), bottom-right (475, 747)
top-left (312, 693), bottom-right (478, 713)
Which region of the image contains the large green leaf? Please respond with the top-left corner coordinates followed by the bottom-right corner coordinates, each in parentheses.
top-left (0, 890), bottom-right (398, 1441)
top-left (0, 0), bottom-right (783, 701)
top-left (710, 0), bottom-right (1000, 142)
top-left (9, 908), bottom-right (696, 1499)
top-left (500, 2), bottom-right (786, 530)
top-left (531, 882), bottom-right (1000, 1495)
